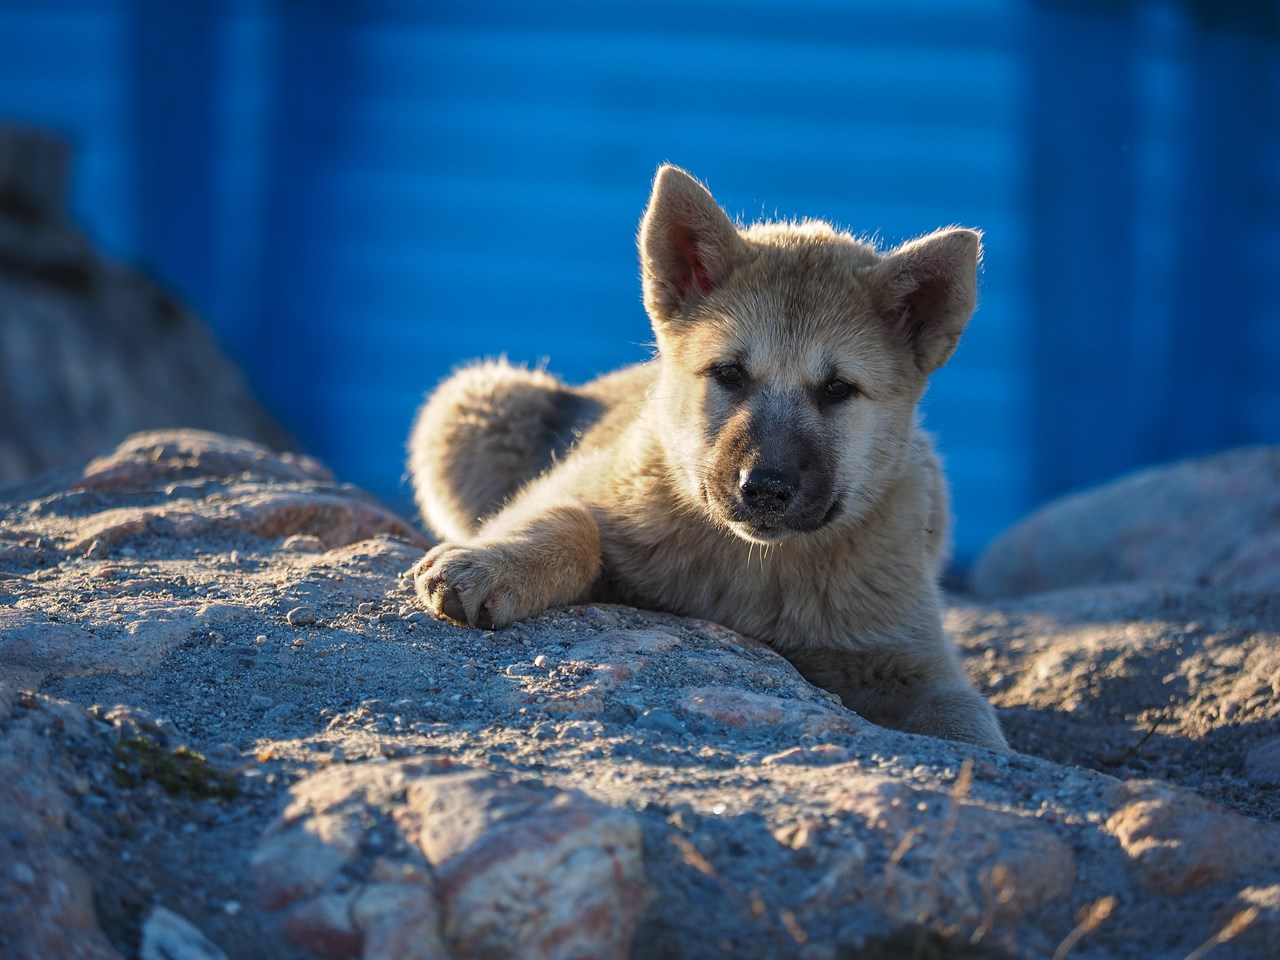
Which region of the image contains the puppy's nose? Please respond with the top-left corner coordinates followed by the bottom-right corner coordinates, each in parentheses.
top-left (738, 467), bottom-right (797, 512)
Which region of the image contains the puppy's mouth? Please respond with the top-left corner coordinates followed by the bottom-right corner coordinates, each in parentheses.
top-left (724, 519), bottom-right (799, 545)
top-left (700, 479), bottom-right (842, 544)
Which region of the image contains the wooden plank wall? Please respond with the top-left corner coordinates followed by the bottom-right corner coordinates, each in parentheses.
top-left (0, 0), bottom-right (1274, 562)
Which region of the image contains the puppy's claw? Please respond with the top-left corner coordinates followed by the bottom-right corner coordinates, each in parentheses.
top-left (475, 598), bottom-right (497, 631)
top-left (438, 585), bottom-right (469, 626)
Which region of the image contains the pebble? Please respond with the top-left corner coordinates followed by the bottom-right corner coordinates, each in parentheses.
top-left (12, 862), bottom-right (35, 886)
top-left (281, 534), bottom-right (326, 552)
top-left (286, 606), bottom-right (317, 626)
top-left (635, 708), bottom-right (686, 735)
top-left (378, 611), bottom-right (399, 623)
top-left (357, 602), bottom-right (377, 615)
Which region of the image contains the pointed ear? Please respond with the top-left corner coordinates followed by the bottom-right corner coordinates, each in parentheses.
top-left (873, 228), bottom-right (982, 374)
top-left (639, 165), bottom-right (749, 323)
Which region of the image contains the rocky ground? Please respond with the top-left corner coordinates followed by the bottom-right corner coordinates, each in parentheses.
top-left (1, 431), bottom-right (1277, 960)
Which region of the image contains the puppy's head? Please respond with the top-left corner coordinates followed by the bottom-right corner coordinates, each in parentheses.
top-left (639, 164), bottom-right (980, 545)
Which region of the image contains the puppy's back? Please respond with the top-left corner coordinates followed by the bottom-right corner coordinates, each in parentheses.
top-left (409, 360), bottom-right (596, 540)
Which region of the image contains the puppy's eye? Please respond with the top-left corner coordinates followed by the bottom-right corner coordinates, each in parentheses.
top-left (712, 363), bottom-right (746, 388)
top-left (822, 378), bottom-right (857, 401)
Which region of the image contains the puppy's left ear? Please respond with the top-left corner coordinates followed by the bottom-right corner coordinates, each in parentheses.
top-left (873, 228), bottom-right (982, 374)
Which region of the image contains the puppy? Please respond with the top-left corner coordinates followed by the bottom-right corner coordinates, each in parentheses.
top-left (407, 165), bottom-right (1006, 750)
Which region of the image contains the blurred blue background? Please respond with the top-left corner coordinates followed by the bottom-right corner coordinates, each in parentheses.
top-left (1, 0), bottom-right (1277, 561)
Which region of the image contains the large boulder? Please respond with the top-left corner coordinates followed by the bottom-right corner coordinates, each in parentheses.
top-left (970, 447), bottom-right (1280, 599)
top-left (0, 125), bottom-right (291, 486)
top-left (2, 429), bottom-right (1278, 958)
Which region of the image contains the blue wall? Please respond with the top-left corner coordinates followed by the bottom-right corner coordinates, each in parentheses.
top-left (1, 0), bottom-right (1276, 561)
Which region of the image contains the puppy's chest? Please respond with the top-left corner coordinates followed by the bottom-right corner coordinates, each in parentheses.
top-left (595, 521), bottom-right (893, 647)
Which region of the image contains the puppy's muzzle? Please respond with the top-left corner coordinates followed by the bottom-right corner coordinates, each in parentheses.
top-left (736, 466), bottom-right (798, 518)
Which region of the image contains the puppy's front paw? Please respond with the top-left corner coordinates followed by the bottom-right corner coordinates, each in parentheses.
top-left (901, 687), bottom-right (1009, 751)
top-left (412, 543), bottom-right (529, 630)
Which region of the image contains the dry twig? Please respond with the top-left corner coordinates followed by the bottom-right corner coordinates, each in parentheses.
top-left (1052, 896), bottom-right (1116, 960)
top-left (1182, 906), bottom-right (1260, 960)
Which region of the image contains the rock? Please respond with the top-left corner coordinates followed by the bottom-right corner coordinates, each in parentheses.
top-left (286, 607), bottom-right (318, 627)
top-left (0, 691), bottom-right (122, 960)
top-left (76, 429), bottom-right (328, 492)
top-left (405, 767), bottom-right (647, 959)
top-left (139, 906), bottom-right (230, 960)
top-left (1105, 780), bottom-right (1280, 895)
top-left (971, 446), bottom-right (1280, 598)
top-left (279, 892), bottom-right (363, 959)
top-left (827, 771), bottom-right (1077, 935)
top-left (761, 744), bottom-right (850, 766)
top-left (2, 429), bottom-right (1280, 959)
top-left (251, 813), bottom-right (361, 912)
top-left (353, 882), bottom-right (447, 960)
top-left (0, 124), bottom-right (292, 487)
top-left (253, 760), bottom-right (646, 960)
top-left (679, 685), bottom-right (859, 739)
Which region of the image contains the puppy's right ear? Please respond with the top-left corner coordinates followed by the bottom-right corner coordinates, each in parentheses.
top-left (639, 165), bottom-right (748, 323)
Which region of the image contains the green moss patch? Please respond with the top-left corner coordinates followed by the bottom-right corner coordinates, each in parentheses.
top-left (113, 738), bottom-right (239, 799)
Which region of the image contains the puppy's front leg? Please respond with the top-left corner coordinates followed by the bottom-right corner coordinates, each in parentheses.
top-left (413, 501), bottom-right (600, 629)
top-left (788, 645), bottom-right (1008, 751)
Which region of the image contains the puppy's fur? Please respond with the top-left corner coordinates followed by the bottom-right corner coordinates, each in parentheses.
top-left (408, 165), bottom-right (1006, 750)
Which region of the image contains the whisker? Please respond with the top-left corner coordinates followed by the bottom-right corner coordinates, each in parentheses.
top-left (886, 429), bottom-right (941, 478)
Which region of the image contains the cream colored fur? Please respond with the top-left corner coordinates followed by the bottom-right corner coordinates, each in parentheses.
top-left (407, 165), bottom-right (1007, 750)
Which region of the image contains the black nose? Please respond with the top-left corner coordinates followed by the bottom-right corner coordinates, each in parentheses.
top-left (738, 467), bottom-right (797, 512)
